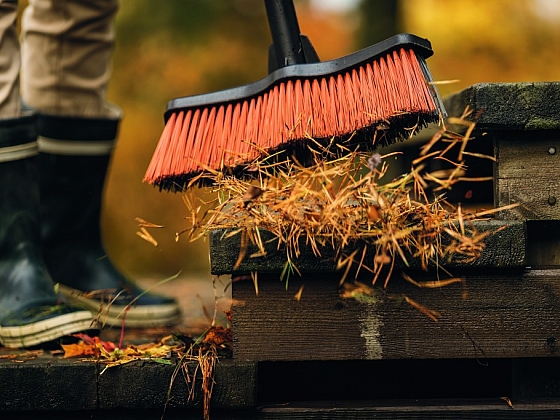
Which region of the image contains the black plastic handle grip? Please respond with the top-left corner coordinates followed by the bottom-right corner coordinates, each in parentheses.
top-left (265, 0), bottom-right (307, 67)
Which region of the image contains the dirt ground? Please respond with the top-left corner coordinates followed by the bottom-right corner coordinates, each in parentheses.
top-left (99, 274), bottom-right (232, 345)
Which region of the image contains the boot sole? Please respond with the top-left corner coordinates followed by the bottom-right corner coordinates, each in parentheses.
top-left (58, 284), bottom-right (182, 328)
top-left (0, 310), bottom-right (94, 348)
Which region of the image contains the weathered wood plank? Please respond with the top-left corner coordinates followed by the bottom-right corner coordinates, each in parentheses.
top-left (0, 352), bottom-right (257, 412)
top-left (495, 136), bottom-right (560, 178)
top-left (252, 399), bottom-right (560, 419)
top-left (444, 82), bottom-right (560, 221)
top-left (97, 359), bottom-right (257, 410)
top-left (444, 82), bottom-right (560, 131)
top-left (210, 220), bottom-right (526, 275)
top-left (232, 269), bottom-right (560, 361)
top-left (0, 355), bottom-right (98, 411)
top-left (496, 177), bottom-right (560, 220)
top-left (493, 135), bottom-right (560, 220)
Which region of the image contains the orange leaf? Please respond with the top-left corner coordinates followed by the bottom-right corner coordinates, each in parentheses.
top-left (203, 326), bottom-right (232, 347)
top-left (72, 333), bottom-right (117, 352)
top-left (62, 334), bottom-right (118, 358)
top-left (62, 342), bottom-right (100, 358)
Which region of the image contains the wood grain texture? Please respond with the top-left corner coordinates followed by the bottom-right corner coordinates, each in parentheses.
top-left (496, 177), bottom-right (560, 220)
top-left (494, 134), bottom-right (560, 220)
top-left (0, 355), bottom-right (257, 411)
top-left (252, 399), bottom-right (560, 419)
top-left (95, 359), bottom-right (256, 410)
top-left (232, 269), bottom-right (560, 361)
top-left (210, 220), bottom-right (526, 275)
top-left (444, 82), bottom-right (560, 131)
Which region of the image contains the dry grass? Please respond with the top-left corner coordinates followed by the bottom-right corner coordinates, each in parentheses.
top-left (174, 343), bottom-right (217, 420)
top-left (163, 324), bottom-right (231, 420)
top-left (180, 109), bottom-right (505, 291)
top-left (163, 112), bottom-right (514, 418)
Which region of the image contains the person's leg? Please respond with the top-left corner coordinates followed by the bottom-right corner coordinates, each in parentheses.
top-left (20, 0), bottom-right (116, 117)
top-left (0, 0), bottom-right (20, 117)
top-left (21, 0), bottom-right (181, 327)
top-left (0, 0), bottom-right (93, 348)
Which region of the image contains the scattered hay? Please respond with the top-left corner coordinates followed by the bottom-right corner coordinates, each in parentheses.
top-left (181, 111), bottom-right (503, 290)
top-left (168, 322), bottom-right (232, 420)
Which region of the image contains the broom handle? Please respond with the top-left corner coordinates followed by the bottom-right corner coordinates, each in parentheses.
top-left (265, 0), bottom-right (307, 67)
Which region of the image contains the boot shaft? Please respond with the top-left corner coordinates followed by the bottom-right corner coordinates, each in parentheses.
top-left (36, 111), bottom-right (120, 247)
top-left (0, 158), bottom-right (41, 251)
top-left (0, 114), bottom-right (37, 161)
top-left (0, 114), bottom-right (40, 251)
top-left (39, 152), bottom-right (111, 245)
top-left (0, 114), bottom-right (57, 316)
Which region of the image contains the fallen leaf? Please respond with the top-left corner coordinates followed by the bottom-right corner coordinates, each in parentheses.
top-left (203, 326), bottom-right (232, 348)
top-left (62, 341), bottom-right (100, 358)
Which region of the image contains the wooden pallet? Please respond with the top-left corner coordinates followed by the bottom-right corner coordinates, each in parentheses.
top-left (206, 83), bottom-right (560, 415)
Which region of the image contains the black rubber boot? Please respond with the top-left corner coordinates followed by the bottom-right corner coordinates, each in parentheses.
top-left (37, 113), bottom-right (181, 328)
top-left (0, 115), bottom-right (94, 348)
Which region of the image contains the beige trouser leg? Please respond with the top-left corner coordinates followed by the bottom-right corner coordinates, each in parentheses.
top-left (21, 0), bottom-right (119, 118)
top-left (0, 0), bottom-right (21, 118)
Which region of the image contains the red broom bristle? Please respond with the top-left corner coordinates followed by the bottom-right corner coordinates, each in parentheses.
top-left (145, 48), bottom-right (440, 189)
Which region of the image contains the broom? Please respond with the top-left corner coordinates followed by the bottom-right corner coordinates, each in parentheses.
top-left (144, 0), bottom-right (446, 191)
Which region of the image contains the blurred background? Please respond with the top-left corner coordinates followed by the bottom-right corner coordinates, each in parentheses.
top-left (98, 0), bottom-right (560, 287)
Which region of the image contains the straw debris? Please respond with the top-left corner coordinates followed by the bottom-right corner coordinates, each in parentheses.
top-left (182, 113), bottom-right (505, 296)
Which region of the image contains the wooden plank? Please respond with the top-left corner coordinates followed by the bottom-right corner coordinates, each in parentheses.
top-left (444, 82), bottom-right (560, 131)
top-left (443, 83), bottom-right (560, 221)
top-left (494, 135), bottom-right (560, 220)
top-left (0, 354), bottom-right (98, 411)
top-left (97, 359), bottom-right (257, 410)
top-left (232, 269), bottom-right (560, 361)
top-left (0, 352), bottom-right (257, 412)
top-left (495, 136), bottom-right (560, 178)
top-left (210, 220), bottom-right (526, 275)
top-left (252, 399), bottom-right (560, 419)
top-left (496, 178), bottom-right (560, 220)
